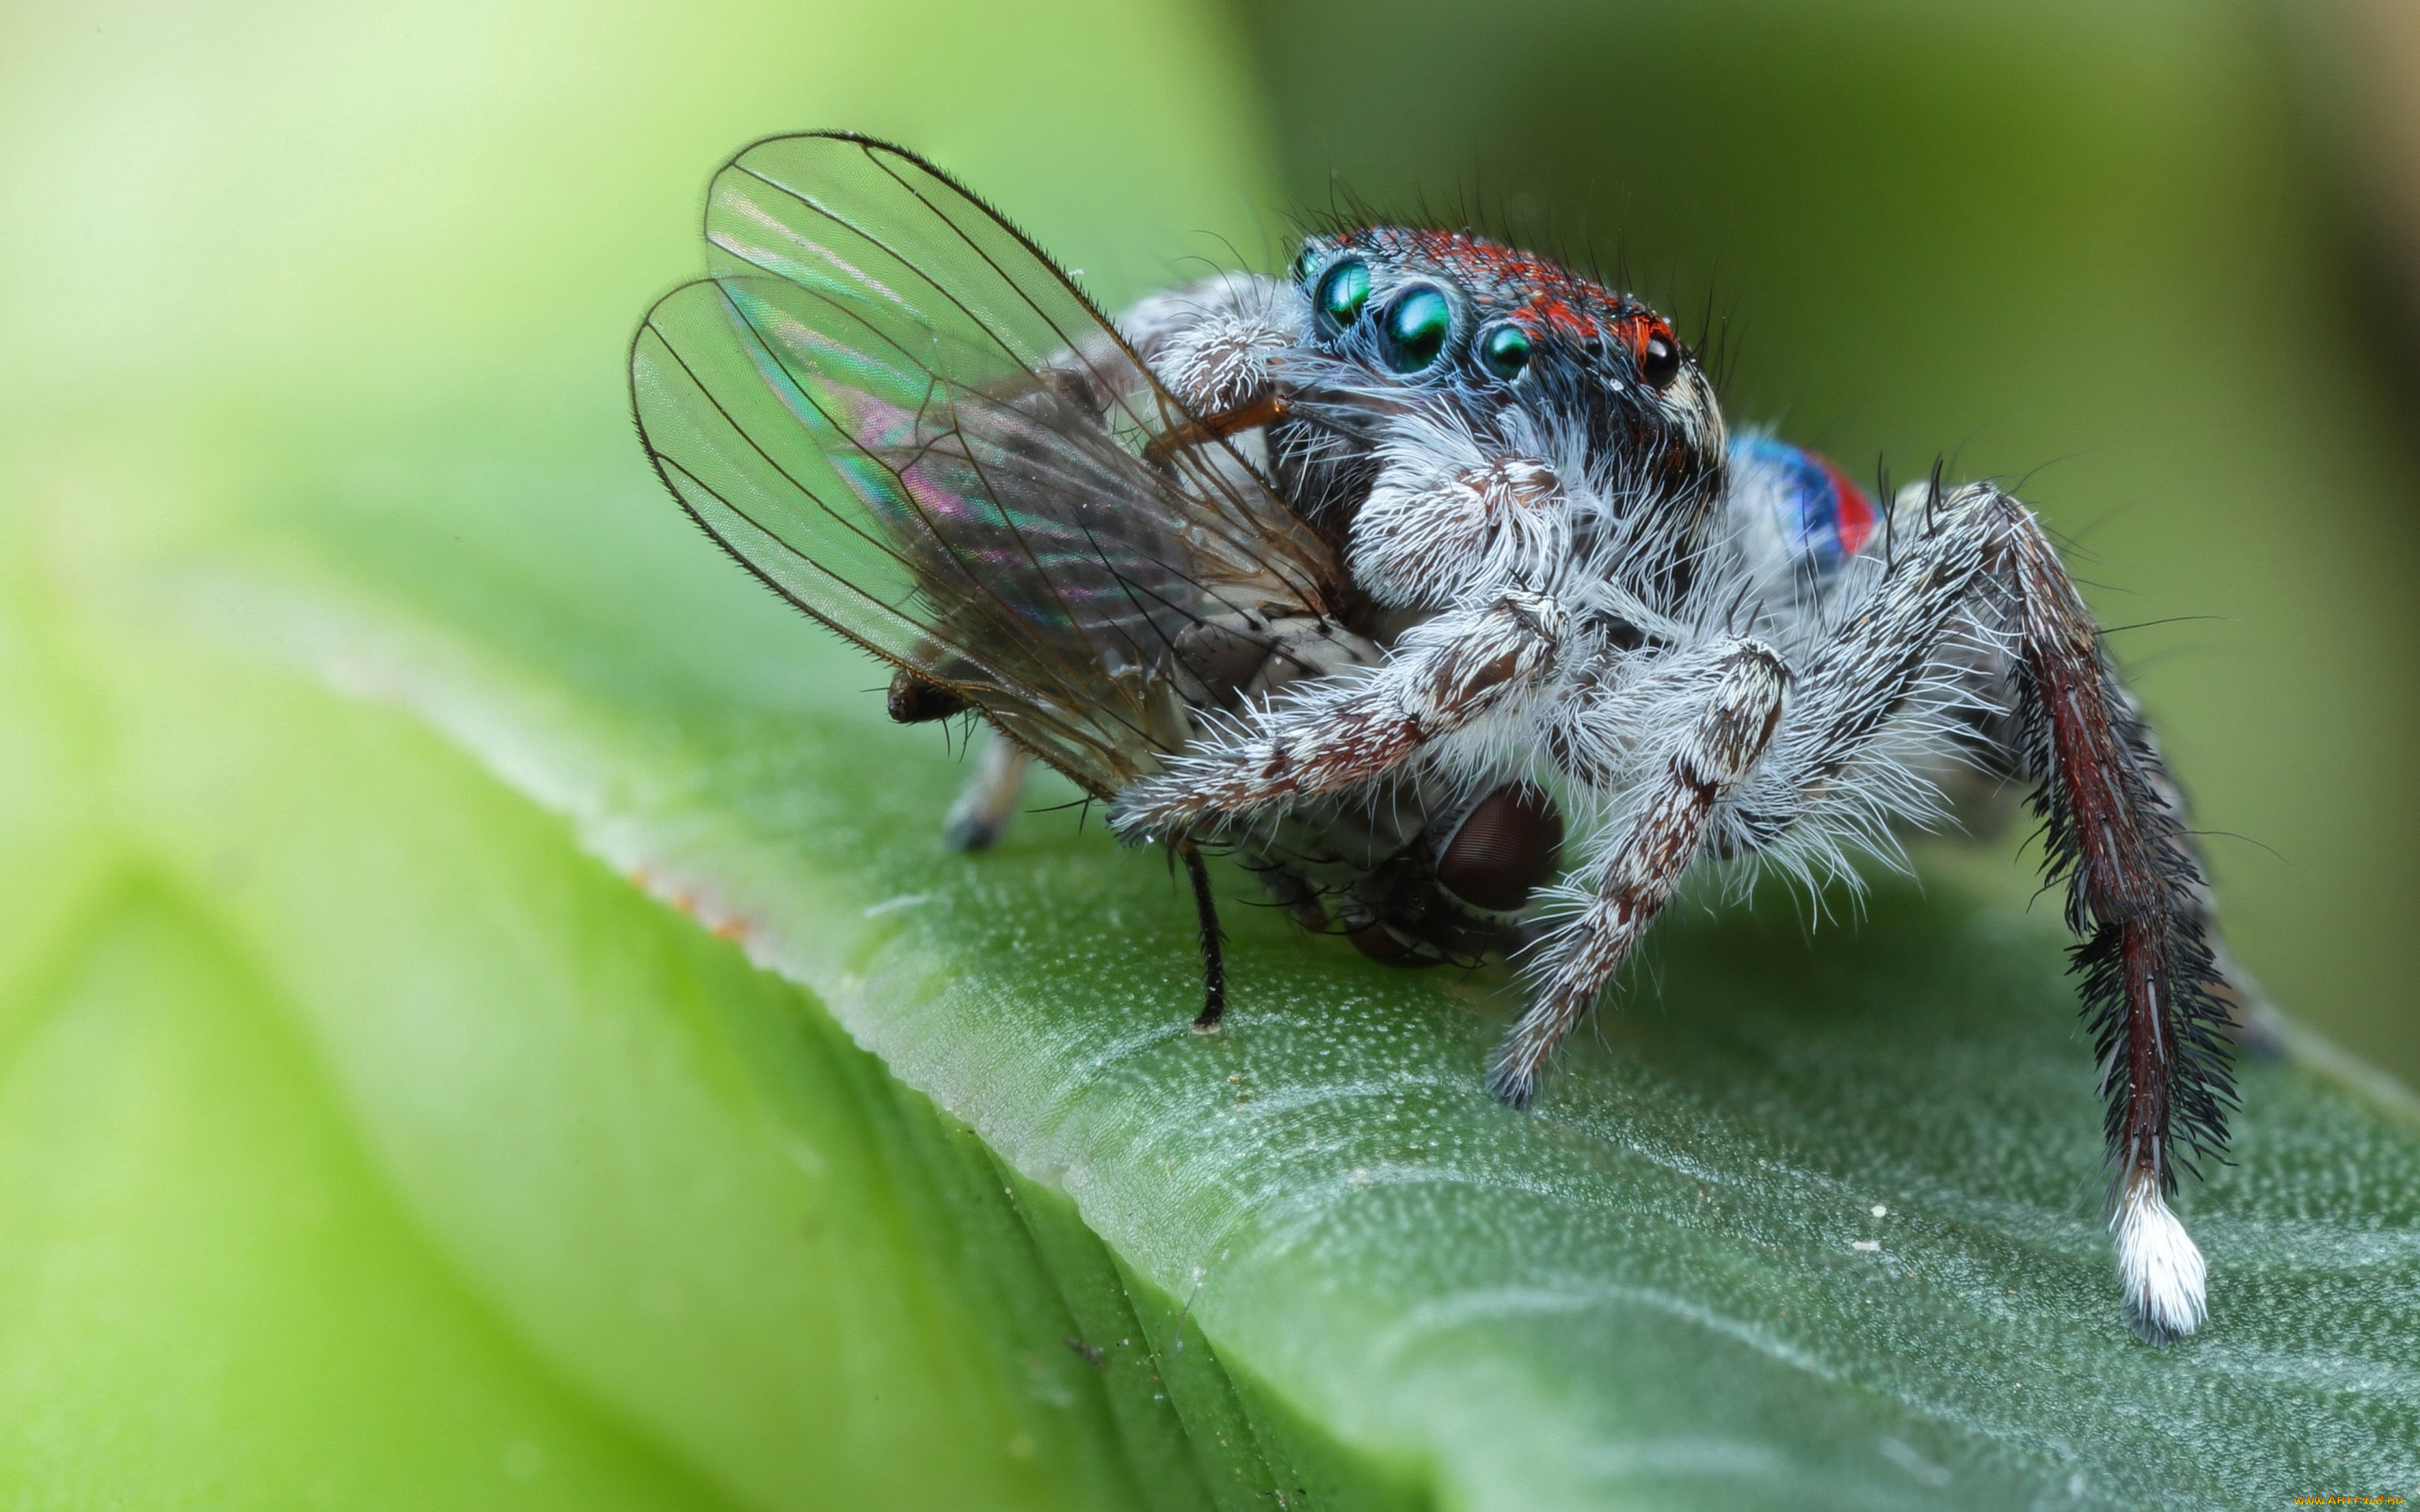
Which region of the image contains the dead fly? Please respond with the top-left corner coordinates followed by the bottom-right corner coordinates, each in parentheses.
top-left (632, 133), bottom-right (2244, 1341)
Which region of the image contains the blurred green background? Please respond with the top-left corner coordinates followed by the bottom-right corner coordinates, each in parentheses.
top-left (3, 0), bottom-right (2417, 1504)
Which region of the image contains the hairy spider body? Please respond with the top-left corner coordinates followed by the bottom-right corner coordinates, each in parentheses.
top-left (633, 134), bottom-right (2241, 1345)
top-left (1097, 247), bottom-right (2238, 1342)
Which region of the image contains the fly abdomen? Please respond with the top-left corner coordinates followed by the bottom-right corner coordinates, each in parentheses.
top-left (1435, 782), bottom-right (1565, 913)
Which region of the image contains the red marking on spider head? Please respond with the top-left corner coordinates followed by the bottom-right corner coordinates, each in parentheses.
top-left (1335, 227), bottom-right (1654, 344)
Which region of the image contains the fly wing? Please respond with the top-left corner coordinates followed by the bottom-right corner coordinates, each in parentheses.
top-left (631, 132), bottom-right (1336, 795)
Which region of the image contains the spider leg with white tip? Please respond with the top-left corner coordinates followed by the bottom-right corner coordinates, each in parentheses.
top-left (1987, 488), bottom-right (2234, 1341)
top-left (1615, 478), bottom-right (2233, 1341)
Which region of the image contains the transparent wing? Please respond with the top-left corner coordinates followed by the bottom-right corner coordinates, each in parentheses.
top-left (631, 131), bottom-right (1336, 795)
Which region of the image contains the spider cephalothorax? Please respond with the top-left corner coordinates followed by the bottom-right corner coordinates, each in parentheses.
top-left (1292, 228), bottom-right (1719, 473)
top-left (1270, 229), bottom-right (1725, 590)
top-left (1118, 227), bottom-right (1724, 615)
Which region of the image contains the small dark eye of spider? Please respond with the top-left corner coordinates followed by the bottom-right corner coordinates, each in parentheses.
top-left (1639, 328), bottom-right (1682, 388)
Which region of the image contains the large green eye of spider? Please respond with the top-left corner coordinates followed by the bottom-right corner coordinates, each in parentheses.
top-left (1381, 285), bottom-right (1453, 373)
top-left (1478, 323), bottom-right (1533, 381)
top-left (1316, 259), bottom-right (1370, 328)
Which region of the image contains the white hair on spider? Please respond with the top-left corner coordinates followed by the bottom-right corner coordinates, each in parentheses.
top-left (2112, 1168), bottom-right (2208, 1341)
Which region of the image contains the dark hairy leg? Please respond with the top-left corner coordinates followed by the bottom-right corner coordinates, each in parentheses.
top-left (1996, 498), bottom-right (2233, 1340)
top-left (1180, 841), bottom-right (1228, 1032)
top-left (1754, 483), bottom-right (2233, 1338)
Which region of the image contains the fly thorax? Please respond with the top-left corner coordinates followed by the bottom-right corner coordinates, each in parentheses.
top-left (1168, 611), bottom-right (1382, 715)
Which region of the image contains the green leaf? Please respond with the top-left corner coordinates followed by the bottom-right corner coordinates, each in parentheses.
top-left (25, 392), bottom-right (2412, 1505)
top-left (0, 885), bottom-right (730, 1511)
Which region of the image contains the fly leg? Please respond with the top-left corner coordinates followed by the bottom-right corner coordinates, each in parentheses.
top-left (941, 728), bottom-right (1228, 1031)
top-left (941, 732), bottom-right (1036, 851)
top-left (1493, 641), bottom-right (1788, 1105)
top-left (886, 669), bottom-right (1037, 852)
top-left (1180, 840), bottom-right (1228, 1032)
top-left (936, 718), bottom-right (1226, 1027)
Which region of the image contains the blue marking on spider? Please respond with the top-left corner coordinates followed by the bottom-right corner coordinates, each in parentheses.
top-left (1732, 434), bottom-right (1879, 574)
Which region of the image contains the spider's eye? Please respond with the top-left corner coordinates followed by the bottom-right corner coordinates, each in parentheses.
top-left (1380, 285), bottom-right (1454, 374)
top-left (1316, 259), bottom-right (1370, 329)
top-left (1292, 243), bottom-right (1323, 284)
top-left (1478, 323), bottom-right (1532, 382)
top-left (1639, 327), bottom-right (1682, 388)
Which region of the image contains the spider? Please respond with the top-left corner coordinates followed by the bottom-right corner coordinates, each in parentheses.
top-left (633, 134), bottom-right (2245, 1343)
top-left (1095, 232), bottom-right (2243, 1345)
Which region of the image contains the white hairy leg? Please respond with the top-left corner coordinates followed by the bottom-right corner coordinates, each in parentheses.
top-left (1492, 639), bottom-right (1788, 1105)
top-left (1111, 591), bottom-right (1568, 835)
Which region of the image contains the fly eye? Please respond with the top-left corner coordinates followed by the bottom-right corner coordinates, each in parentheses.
top-left (1478, 323), bottom-right (1532, 382)
top-left (1639, 328), bottom-right (1682, 388)
top-left (1315, 258), bottom-right (1370, 329)
top-left (1380, 285), bottom-right (1454, 374)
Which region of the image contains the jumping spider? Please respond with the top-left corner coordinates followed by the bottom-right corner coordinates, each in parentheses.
top-left (634, 134), bottom-right (2246, 1341)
